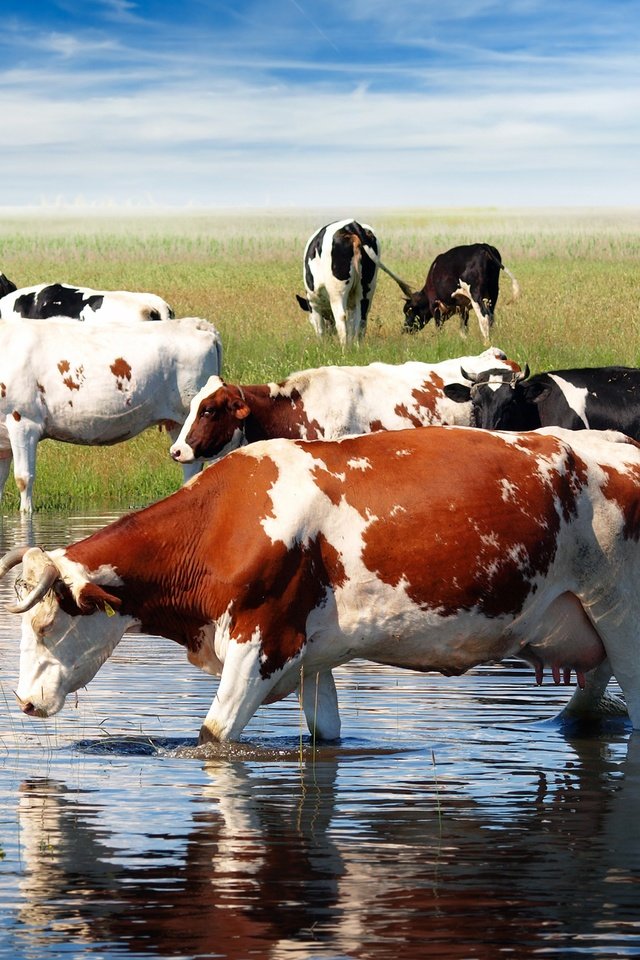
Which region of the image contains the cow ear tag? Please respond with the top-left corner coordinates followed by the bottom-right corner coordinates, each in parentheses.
top-left (103, 601), bottom-right (116, 617)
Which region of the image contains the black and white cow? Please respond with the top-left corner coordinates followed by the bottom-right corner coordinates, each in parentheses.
top-left (402, 243), bottom-right (520, 341)
top-left (295, 219), bottom-right (411, 346)
top-left (0, 281), bottom-right (174, 323)
top-left (443, 365), bottom-right (640, 439)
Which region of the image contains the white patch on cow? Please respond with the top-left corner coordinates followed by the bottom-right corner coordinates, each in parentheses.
top-left (347, 456), bottom-right (371, 471)
top-left (500, 478), bottom-right (518, 501)
top-left (548, 374), bottom-right (590, 427)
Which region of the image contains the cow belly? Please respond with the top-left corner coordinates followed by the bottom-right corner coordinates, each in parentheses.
top-left (519, 591), bottom-right (606, 678)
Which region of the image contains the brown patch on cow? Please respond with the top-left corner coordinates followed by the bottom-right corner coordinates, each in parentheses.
top-left (12, 410), bottom-right (21, 421)
top-left (58, 359), bottom-right (85, 392)
top-left (403, 372), bottom-right (446, 425)
top-left (110, 358), bottom-right (132, 384)
top-left (600, 461), bottom-right (640, 540)
top-left (310, 429), bottom-right (585, 620)
top-left (0, 382), bottom-right (6, 399)
top-left (15, 477), bottom-right (25, 492)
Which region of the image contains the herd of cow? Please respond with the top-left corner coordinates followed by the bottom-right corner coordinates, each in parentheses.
top-left (3, 216), bottom-right (640, 749)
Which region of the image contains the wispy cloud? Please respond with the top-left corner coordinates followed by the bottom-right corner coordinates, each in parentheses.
top-left (0, 0), bottom-right (638, 207)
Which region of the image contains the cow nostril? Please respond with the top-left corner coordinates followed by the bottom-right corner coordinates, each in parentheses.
top-left (171, 449), bottom-right (181, 461)
top-left (21, 701), bottom-right (36, 715)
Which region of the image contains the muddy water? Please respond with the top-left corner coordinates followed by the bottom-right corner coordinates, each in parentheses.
top-left (0, 512), bottom-right (639, 960)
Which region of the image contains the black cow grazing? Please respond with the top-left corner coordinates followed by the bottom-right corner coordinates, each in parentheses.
top-left (0, 274), bottom-right (17, 298)
top-left (443, 365), bottom-right (640, 439)
top-left (402, 243), bottom-right (520, 341)
top-left (295, 218), bottom-right (411, 347)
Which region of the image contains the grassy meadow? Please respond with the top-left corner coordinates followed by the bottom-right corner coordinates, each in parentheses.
top-left (0, 206), bottom-right (639, 512)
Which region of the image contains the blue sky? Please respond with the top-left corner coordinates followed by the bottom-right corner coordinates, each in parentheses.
top-left (2, 0), bottom-right (639, 208)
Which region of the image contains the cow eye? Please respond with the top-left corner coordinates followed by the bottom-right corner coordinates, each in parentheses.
top-left (200, 408), bottom-right (213, 419)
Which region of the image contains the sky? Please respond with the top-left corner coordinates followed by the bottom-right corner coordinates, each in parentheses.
top-left (1, 0), bottom-right (639, 209)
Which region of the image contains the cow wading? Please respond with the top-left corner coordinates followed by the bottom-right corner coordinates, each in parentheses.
top-left (4, 424), bottom-right (639, 744)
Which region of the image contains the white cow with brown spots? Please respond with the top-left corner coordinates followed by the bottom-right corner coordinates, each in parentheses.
top-left (0, 316), bottom-right (222, 512)
top-left (4, 424), bottom-right (640, 743)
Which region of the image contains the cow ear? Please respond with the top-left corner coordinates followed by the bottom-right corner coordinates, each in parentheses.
top-left (231, 400), bottom-right (251, 420)
top-left (443, 383), bottom-right (472, 403)
top-left (77, 582), bottom-right (122, 616)
top-left (523, 381), bottom-right (552, 405)
top-left (296, 294), bottom-right (310, 312)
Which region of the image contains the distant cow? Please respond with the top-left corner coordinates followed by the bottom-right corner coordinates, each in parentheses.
top-left (0, 316), bottom-right (222, 512)
top-left (169, 347), bottom-right (520, 464)
top-left (443, 365), bottom-right (640, 438)
top-left (295, 219), bottom-right (411, 346)
top-left (402, 243), bottom-right (520, 340)
top-left (0, 280), bottom-right (174, 322)
top-left (7, 424), bottom-right (640, 743)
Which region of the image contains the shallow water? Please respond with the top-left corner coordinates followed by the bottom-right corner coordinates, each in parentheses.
top-left (0, 512), bottom-right (639, 959)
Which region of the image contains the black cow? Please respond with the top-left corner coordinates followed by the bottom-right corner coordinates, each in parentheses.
top-left (443, 365), bottom-right (640, 439)
top-left (402, 243), bottom-right (519, 341)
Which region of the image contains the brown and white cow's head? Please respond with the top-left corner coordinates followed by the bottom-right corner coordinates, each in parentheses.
top-left (170, 376), bottom-right (250, 464)
top-left (2, 546), bottom-right (133, 718)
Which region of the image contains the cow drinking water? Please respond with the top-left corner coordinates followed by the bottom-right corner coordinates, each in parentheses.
top-left (5, 424), bottom-right (640, 743)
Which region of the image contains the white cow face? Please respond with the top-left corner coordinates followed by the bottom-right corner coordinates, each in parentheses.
top-left (13, 548), bottom-right (133, 718)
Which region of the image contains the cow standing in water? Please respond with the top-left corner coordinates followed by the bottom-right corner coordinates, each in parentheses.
top-left (295, 219), bottom-right (411, 346)
top-left (5, 424), bottom-right (640, 743)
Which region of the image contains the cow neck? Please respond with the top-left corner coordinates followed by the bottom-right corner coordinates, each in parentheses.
top-left (65, 484), bottom-right (217, 646)
top-left (243, 384), bottom-right (312, 441)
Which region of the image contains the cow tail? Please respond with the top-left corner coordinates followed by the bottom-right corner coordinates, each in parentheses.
top-left (482, 244), bottom-right (520, 303)
top-left (362, 244), bottom-right (414, 297)
top-left (501, 264), bottom-right (520, 302)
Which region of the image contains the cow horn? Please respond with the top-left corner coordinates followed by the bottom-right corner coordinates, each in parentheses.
top-left (0, 546), bottom-right (30, 578)
top-left (460, 367), bottom-right (479, 384)
top-left (515, 364), bottom-right (530, 382)
top-left (6, 560), bottom-right (60, 614)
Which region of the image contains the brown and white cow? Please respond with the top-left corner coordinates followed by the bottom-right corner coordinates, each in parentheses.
top-left (5, 424), bottom-right (640, 744)
top-left (0, 316), bottom-right (222, 512)
top-left (169, 347), bottom-right (520, 464)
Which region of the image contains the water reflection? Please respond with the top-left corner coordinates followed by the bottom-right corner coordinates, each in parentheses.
top-left (9, 733), bottom-right (640, 960)
top-left (1, 511), bottom-right (640, 959)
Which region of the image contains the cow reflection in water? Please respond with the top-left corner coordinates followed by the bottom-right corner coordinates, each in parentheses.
top-left (14, 736), bottom-right (640, 959)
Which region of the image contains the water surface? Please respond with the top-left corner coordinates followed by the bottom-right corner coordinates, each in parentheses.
top-left (0, 512), bottom-right (638, 959)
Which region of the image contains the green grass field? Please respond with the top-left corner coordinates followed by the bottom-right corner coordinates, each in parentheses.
top-left (0, 206), bottom-right (638, 512)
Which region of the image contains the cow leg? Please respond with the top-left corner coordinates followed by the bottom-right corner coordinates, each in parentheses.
top-left (308, 306), bottom-right (327, 339)
top-left (299, 668), bottom-right (341, 740)
top-left (5, 417), bottom-right (41, 513)
top-left (329, 300), bottom-right (350, 347)
top-left (561, 660), bottom-right (627, 720)
top-left (0, 448), bottom-right (13, 502)
top-left (453, 281), bottom-right (490, 341)
top-left (198, 637), bottom-right (285, 743)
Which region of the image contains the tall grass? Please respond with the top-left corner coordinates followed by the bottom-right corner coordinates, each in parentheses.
top-left (0, 206), bottom-right (638, 512)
